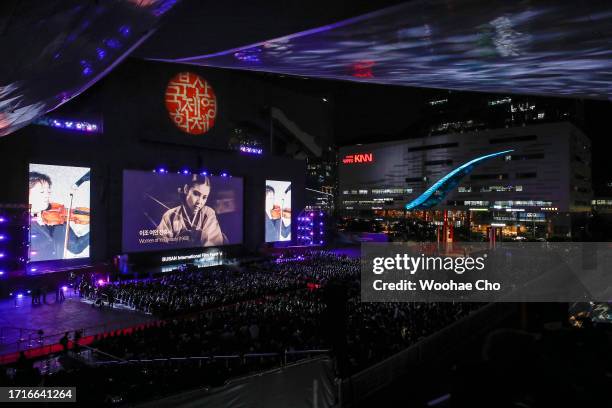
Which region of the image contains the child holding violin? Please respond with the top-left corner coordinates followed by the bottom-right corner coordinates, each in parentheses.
top-left (28, 172), bottom-right (90, 262)
top-left (265, 184), bottom-right (291, 242)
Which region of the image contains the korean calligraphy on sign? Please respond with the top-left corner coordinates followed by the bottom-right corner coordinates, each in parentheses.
top-left (165, 72), bottom-right (217, 135)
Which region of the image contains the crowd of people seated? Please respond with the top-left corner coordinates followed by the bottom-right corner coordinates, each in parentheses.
top-left (86, 267), bottom-right (300, 315)
top-left (1, 251), bottom-right (480, 405)
top-left (79, 252), bottom-right (359, 316)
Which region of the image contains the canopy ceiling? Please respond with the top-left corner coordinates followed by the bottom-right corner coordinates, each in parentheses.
top-left (1, 0), bottom-right (610, 137)
top-left (154, 0), bottom-right (612, 101)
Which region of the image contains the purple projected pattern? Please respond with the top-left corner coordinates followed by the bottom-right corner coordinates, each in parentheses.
top-left (153, 0), bottom-right (612, 100)
top-left (34, 116), bottom-right (103, 134)
top-left (0, 0), bottom-right (180, 137)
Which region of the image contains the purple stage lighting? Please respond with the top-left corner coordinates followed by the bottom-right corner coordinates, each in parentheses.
top-left (0, 217), bottom-right (5, 222)
top-left (182, 169), bottom-right (189, 175)
top-left (35, 116), bottom-right (101, 133)
top-left (62, 286), bottom-right (68, 292)
top-left (104, 38), bottom-right (122, 49)
top-left (0, 235), bottom-right (5, 240)
top-left (200, 171), bottom-right (208, 176)
top-left (17, 293), bottom-right (23, 299)
top-left (119, 25), bottom-right (131, 37)
top-left (80, 60), bottom-right (94, 76)
top-left (0, 271), bottom-right (4, 276)
top-left (96, 47), bottom-right (106, 60)
top-left (0, 253), bottom-right (4, 258)
top-left (239, 145), bottom-right (263, 155)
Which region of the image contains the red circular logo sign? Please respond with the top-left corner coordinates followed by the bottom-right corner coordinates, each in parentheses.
top-left (165, 72), bottom-right (217, 135)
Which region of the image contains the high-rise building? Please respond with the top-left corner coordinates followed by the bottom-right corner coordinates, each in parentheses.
top-left (305, 147), bottom-right (337, 211)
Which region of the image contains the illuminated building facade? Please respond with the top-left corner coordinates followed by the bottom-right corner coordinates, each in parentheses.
top-left (338, 122), bottom-right (592, 238)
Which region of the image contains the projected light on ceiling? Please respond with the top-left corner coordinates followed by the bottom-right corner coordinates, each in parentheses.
top-left (0, 0), bottom-right (181, 138)
top-left (157, 0), bottom-right (612, 101)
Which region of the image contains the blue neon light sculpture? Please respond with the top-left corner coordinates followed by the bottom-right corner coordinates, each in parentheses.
top-left (405, 149), bottom-right (513, 210)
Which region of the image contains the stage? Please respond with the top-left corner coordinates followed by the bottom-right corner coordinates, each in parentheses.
top-left (0, 290), bottom-right (157, 361)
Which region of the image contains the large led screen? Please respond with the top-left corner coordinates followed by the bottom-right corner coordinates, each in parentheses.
top-left (265, 180), bottom-right (291, 242)
top-left (28, 164), bottom-right (91, 262)
top-left (122, 171), bottom-right (243, 252)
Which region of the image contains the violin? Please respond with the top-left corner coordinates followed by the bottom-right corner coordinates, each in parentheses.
top-left (270, 205), bottom-right (290, 220)
top-left (41, 202), bottom-right (90, 225)
top-left (282, 208), bottom-right (291, 219)
top-left (270, 205), bottom-right (282, 220)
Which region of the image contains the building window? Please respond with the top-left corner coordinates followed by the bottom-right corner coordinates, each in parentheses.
top-left (480, 185), bottom-right (520, 192)
top-left (495, 200), bottom-right (552, 207)
top-left (428, 99), bottom-right (448, 106)
top-left (488, 97), bottom-right (512, 106)
top-left (471, 174), bottom-right (508, 180)
top-left (575, 173), bottom-right (588, 181)
top-left (425, 159), bottom-right (453, 166)
top-left (371, 188), bottom-right (410, 195)
top-left (408, 142), bottom-right (458, 152)
top-left (506, 153), bottom-right (544, 160)
top-left (405, 176), bottom-right (427, 183)
top-left (489, 134), bottom-right (537, 144)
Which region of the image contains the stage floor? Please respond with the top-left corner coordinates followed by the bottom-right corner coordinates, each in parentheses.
top-left (0, 291), bottom-right (157, 356)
